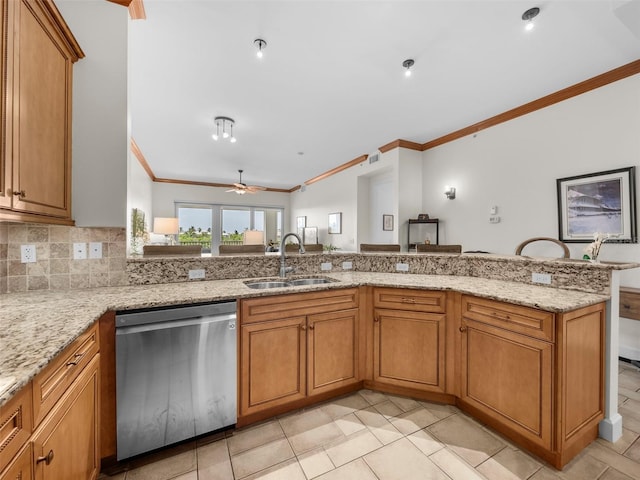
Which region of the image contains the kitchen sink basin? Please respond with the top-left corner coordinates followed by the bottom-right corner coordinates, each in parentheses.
top-left (288, 278), bottom-right (332, 286)
top-left (244, 277), bottom-right (335, 289)
top-left (245, 281), bottom-right (291, 289)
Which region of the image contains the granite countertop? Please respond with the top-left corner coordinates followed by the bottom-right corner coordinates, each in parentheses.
top-left (0, 272), bottom-right (610, 407)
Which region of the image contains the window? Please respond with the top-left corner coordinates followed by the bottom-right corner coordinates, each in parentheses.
top-left (175, 202), bottom-right (284, 254)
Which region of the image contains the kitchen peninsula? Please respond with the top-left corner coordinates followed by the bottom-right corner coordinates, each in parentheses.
top-left (0, 253), bottom-right (636, 473)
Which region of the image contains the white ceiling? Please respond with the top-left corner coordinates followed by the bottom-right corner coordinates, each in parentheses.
top-left (129, 0), bottom-right (640, 191)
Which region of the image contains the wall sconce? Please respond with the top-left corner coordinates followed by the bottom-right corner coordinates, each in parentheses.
top-left (444, 186), bottom-right (456, 200)
top-left (153, 217), bottom-right (179, 245)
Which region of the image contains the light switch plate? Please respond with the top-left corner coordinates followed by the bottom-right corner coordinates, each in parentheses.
top-left (342, 261), bottom-right (353, 270)
top-left (89, 242), bottom-right (102, 259)
top-left (532, 272), bottom-right (552, 284)
top-left (73, 243), bottom-right (87, 260)
top-left (396, 263), bottom-right (409, 272)
top-left (321, 262), bottom-right (332, 271)
top-left (189, 269), bottom-right (205, 280)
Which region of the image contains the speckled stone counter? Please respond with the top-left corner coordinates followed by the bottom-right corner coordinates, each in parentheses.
top-left (0, 271), bottom-right (612, 407)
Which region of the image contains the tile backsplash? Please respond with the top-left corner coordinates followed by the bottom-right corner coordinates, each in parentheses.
top-left (0, 223), bottom-right (127, 294)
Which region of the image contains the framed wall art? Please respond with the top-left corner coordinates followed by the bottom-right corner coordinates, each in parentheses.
top-left (557, 166), bottom-right (637, 243)
top-left (296, 216), bottom-right (306, 229)
top-left (328, 212), bottom-right (342, 234)
top-left (383, 214), bottom-right (394, 231)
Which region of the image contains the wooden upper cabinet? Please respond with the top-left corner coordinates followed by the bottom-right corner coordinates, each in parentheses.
top-left (0, 0), bottom-right (11, 210)
top-left (0, 0), bottom-right (83, 223)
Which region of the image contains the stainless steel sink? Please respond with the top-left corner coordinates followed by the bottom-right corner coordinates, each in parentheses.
top-left (289, 278), bottom-right (332, 286)
top-left (244, 277), bottom-right (335, 289)
top-left (245, 281), bottom-right (290, 289)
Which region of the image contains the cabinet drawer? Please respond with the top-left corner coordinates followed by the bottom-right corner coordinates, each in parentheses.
top-left (373, 288), bottom-right (446, 313)
top-left (32, 323), bottom-right (99, 426)
top-left (0, 384), bottom-right (32, 470)
top-left (0, 442), bottom-right (32, 480)
top-left (241, 288), bottom-right (359, 324)
top-left (462, 295), bottom-right (554, 342)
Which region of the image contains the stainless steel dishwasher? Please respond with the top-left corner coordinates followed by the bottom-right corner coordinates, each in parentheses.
top-left (115, 301), bottom-right (236, 460)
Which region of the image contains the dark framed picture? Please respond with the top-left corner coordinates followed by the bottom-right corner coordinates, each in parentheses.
top-left (383, 214), bottom-right (394, 231)
top-left (557, 166), bottom-right (637, 243)
top-left (328, 212), bottom-right (342, 234)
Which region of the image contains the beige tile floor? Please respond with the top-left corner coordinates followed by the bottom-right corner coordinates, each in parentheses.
top-left (100, 360), bottom-right (640, 480)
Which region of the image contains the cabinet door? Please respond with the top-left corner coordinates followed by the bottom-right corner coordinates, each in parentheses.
top-left (460, 319), bottom-right (552, 449)
top-left (240, 317), bottom-right (306, 417)
top-left (11, 0), bottom-right (75, 218)
top-left (373, 308), bottom-right (446, 393)
top-left (0, 0), bottom-right (11, 210)
top-left (307, 309), bottom-right (359, 396)
top-left (0, 443), bottom-right (32, 480)
top-left (32, 354), bottom-right (99, 480)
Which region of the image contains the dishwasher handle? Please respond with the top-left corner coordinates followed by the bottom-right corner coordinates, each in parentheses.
top-left (116, 313), bottom-right (236, 336)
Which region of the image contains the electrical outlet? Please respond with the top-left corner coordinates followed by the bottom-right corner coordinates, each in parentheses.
top-left (321, 262), bottom-right (332, 271)
top-left (396, 263), bottom-right (409, 272)
top-left (532, 272), bottom-right (552, 285)
top-left (20, 244), bottom-right (36, 263)
top-left (342, 261), bottom-right (353, 270)
top-left (189, 269), bottom-right (205, 280)
top-left (73, 243), bottom-right (87, 260)
top-left (89, 242), bottom-right (102, 259)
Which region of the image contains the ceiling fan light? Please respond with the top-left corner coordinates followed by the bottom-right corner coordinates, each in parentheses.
top-left (230, 136), bottom-right (237, 143)
top-left (222, 131), bottom-right (229, 139)
top-left (212, 133), bottom-right (219, 141)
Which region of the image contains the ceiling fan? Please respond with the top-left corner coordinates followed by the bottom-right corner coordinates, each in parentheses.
top-left (226, 169), bottom-right (267, 195)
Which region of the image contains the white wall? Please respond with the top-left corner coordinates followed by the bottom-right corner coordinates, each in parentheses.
top-left (56, 1), bottom-right (129, 227)
top-left (291, 152), bottom-right (398, 251)
top-left (422, 74), bottom-right (640, 259)
top-left (127, 158), bottom-right (153, 242)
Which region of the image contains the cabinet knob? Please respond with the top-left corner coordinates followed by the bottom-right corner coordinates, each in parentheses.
top-left (309, 324), bottom-right (315, 330)
top-left (36, 450), bottom-right (54, 465)
top-left (300, 324), bottom-right (307, 331)
top-left (459, 326), bottom-right (467, 333)
top-left (373, 316), bottom-right (380, 323)
top-left (13, 190), bottom-right (25, 198)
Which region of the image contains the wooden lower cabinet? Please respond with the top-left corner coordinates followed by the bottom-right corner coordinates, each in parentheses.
top-left (307, 309), bottom-right (359, 396)
top-left (373, 308), bottom-right (446, 393)
top-left (0, 444), bottom-right (32, 480)
top-left (239, 289), bottom-right (361, 424)
top-left (460, 319), bottom-right (553, 449)
top-left (32, 354), bottom-right (100, 480)
top-left (459, 295), bottom-right (605, 468)
top-left (241, 316), bottom-right (307, 415)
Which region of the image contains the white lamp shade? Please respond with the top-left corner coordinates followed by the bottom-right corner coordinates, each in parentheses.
top-left (153, 217), bottom-right (179, 235)
top-left (243, 230), bottom-right (264, 245)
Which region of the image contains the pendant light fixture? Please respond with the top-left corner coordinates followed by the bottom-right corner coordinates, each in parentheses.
top-left (212, 116), bottom-right (236, 143)
top-left (402, 59), bottom-right (414, 77)
top-left (254, 38), bottom-right (267, 58)
top-left (522, 7), bottom-right (540, 31)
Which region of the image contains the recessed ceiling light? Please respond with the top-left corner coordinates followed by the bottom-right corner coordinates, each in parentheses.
top-left (522, 7), bottom-right (540, 31)
top-left (402, 59), bottom-right (414, 77)
top-left (254, 38), bottom-right (267, 58)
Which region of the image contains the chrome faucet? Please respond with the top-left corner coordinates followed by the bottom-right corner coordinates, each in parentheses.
top-left (280, 232), bottom-right (305, 277)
